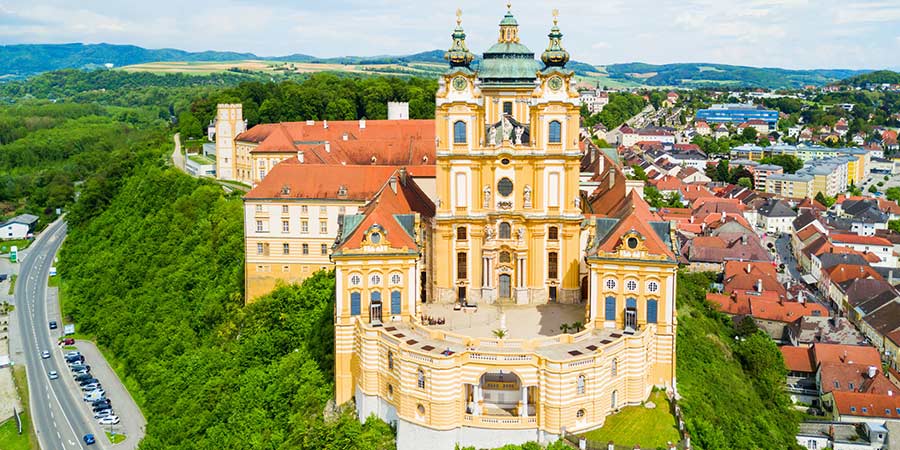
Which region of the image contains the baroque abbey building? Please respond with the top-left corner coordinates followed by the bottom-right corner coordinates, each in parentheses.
top-left (322, 7), bottom-right (680, 450)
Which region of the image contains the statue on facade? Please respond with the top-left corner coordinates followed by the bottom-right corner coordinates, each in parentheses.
top-left (574, 196), bottom-right (582, 210)
top-left (523, 185), bottom-right (532, 208)
top-left (483, 185), bottom-right (491, 209)
top-left (484, 225), bottom-right (495, 241)
top-left (501, 116), bottom-right (513, 142)
top-left (516, 227), bottom-right (525, 242)
top-left (488, 126), bottom-right (497, 146)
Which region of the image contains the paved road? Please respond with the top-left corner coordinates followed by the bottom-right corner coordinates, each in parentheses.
top-left (171, 132), bottom-right (185, 173)
top-left (13, 220), bottom-right (100, 450)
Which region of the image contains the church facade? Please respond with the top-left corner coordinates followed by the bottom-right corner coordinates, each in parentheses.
top-left (330, 8), bottom-right (679, 450)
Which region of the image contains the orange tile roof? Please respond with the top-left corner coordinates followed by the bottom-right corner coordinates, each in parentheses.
top-left (749, 298), bottom-right (827, 323)
top-left (826, 264), bottom-right (883, 284)
top-left (819, 362), bottom-right (896, 394)
top-left (831, 233), bottom-right (892, 246)
top-left (796, 226), bottom-right (822, 243)
top-left (245, 162), bottom-right (411, 200)
top-left (652, 175), bottom-right (683, 192)
top-left (724, 260), bottom-right (784, 295)
top-left (591, 190), bottom-right (676, 260)
top-left (780, 346), bottom-right (815, 373)
top-left (832, 391), bottom-right (900, 418)
top-left (813, 343), bottom-right (882, 367)
top-left (238, 119), bottom-right (436, 167)
top-left (707, 293), bottom-right (751, 315)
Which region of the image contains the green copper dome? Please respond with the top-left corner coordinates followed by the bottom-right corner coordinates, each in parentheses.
top-left (477, 5), bottom-right (540, 86)
top-left (499, 11), bottom-right (518, 26)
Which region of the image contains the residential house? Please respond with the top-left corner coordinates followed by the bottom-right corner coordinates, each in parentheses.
top-left (0, 214), bottom-right (38, 240)
top-left (758, 199), bottom-right (798, 234)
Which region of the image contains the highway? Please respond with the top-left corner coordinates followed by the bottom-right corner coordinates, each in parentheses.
top-left (14, 220), bottom-right (101, 450)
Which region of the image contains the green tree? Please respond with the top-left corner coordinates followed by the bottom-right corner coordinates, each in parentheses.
top-left (738, 177), bottom-right (753, 188)
top-left (869, 185), bottom-right (879, 194)
top-left (324, 98), bottom-right (356, 120)
top-left (887, 187), bottom-right (900, 202)
top-left (741, 126), bottom-right (758, 142)
top-left (760, 154), bottom-right (803, 174)
top-left (177, 111), bottom-right (202, 138)
top-left (815, 191), bottom-right (836, 208)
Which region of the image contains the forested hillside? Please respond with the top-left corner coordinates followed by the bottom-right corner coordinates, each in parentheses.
top-left (676, 272), bottom-right (801, 450)
top-left (59, 162), bottom-right (396, 449)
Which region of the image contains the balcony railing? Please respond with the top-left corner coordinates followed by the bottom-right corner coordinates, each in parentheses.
top-left (463, 414), bottom-right (537, 428)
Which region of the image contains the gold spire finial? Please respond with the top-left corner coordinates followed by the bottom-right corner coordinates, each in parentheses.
top-left (507, 2), bottom-right (512, 11)
top-left (456, 8), bottom-right (462, 26)
top-left (552, 8), bottom-right (559, 26)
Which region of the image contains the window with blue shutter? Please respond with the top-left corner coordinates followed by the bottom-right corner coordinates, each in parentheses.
top-left (350, 292), bottom-right (361, 316)
top-left (605, 297), bottom-right (616, 321)
top-left (549, 121), bottom-right (562, 143)
top-left (391, 291), bottom-right (402, 314)
top-left (626, 298), bottom-right (637, 309)
top-left (454, 121), bottom-right (466, 144)
top-left (647, 299), bottom-right (658, 324)
top-left (371, 291), bottom-right (381, 303)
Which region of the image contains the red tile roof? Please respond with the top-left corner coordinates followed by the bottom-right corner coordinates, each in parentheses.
top-left (780, 346), bottom-right (815, 373)
top-left (237, 120), bottom-right (436, 167)
top-left (832, 391), bottom-right (900, 418)
top-left (813, 343), bottom-right (882, 367)
top-left (825, 264), bottom-right (883, 284)
top-left (724, 260), bottom-right (784, 295)
top-left (831, 233), bottom-right (892, 246)
top-left (819, 362), bottom-right (896, 394)
top-left (245, 163), bottom-right (411, 200)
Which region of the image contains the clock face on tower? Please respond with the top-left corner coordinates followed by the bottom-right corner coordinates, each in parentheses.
top-left (548, 76), bottom-right (563, 91)
top-left (452, 76), bottom-right (467, 91)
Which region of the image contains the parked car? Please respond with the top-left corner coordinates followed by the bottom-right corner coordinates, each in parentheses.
top-left (78, 377), bottom-right (98, 386)
top-left (48, 371), bottom-right (58, 380)
top-left (66, 356), bottom-right (84, 365)
top-left (97, 416), bottom-right (120, 426)
top-left (74, 373), bottom-right (93, 381)
top-left (64, 351), bottom-right (81, 358)
top-left (71, 367), bottom-right (90, 375)
top-left (92, 403), bottom-right (112, 413)
top-left (83, 390), bottom-right (105, 401)
top-left (81, 383), bottom-right (101, 392)
top-left (49, 321), bottom-right (58, 330)
top-left (41, 350), bottom-right (50, 359)
top-left (0, 274), bottom-right (7, 282)
top-left (83, 434), bottom-right (95, 445)
top-left (94, 409), bottom-right (113, 419)
top-left (91, 399), bottom-right (111, 407)
top-left (59, 338), bottom-right (75, 345)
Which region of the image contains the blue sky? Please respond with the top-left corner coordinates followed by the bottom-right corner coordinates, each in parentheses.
top-left (1, 0), bottom-right (898, 69)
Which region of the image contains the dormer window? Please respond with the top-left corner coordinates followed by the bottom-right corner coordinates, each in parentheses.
top-left (371, 232), bottom-right (382, 244)
top-left (281, 185), bottom-right (291, 195)
top-left (338, 185), bottom-right (348, 197)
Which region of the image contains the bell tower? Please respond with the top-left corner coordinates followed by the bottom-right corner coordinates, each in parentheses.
top-left (433, 7), bottom-right (583, 306)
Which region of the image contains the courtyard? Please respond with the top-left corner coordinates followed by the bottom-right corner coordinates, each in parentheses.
top-left (420, 302), bottom-right (587, 340)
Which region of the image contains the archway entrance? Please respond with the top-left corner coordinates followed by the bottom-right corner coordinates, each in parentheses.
top-left (499, 274), bottom-right (512, 299)
top-left (465, 371), bottom-right (534, 418)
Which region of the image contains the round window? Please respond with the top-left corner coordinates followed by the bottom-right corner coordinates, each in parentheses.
top-left (371, 232), bottom-right (382, 244)
top-left (576, 409), bottom-right (586, 418)
top-left (497, 178), bottom-right (514, 197)
top-left (647, 281), bottom-right (659, 293)
top-left (391, 274), bottom-right (402, 285)
top-left (501, 158), bottom-right (510, 165)
top-left (605, 279), bottom-right (617, 291)
top-left (417, 404), bottom-right (426, 416)
top-left (627, 237), bottom-right (639, 249)
top-left (626, 280), bottom-right (638, 292)
top-left (370, 274), bottom-right (382, 286)
top-left (350, 275), bottom-right (362, 286)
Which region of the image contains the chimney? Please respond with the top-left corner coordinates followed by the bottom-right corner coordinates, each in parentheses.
top-left (371, 155), bottom-right (377, 165)
top-left (868, 366), bottom-right (877, 379)
top-left (721, 211), bottom-right (726, 223)
top-left (756, 279), bottom-right (763, 293)
top-left (798, 291), bottom-right (804, 304)
top-left (399, 167), bottom-right (408, 186)
top-left (306, 120), bottom-right (314, 125)
top-left (343, 132), bottom-right (349, 141)
top-left (297, 151), bottom-right (305, 163)
top-left (324, 141), bottom-right (331, 153)
top-left (890, 270), bottom-right (894, 285)
top-left (746, 263), bottom-right (751, 274)
top-left (389, 176), bottom-right (398, 194)
top-left (689, 216), bottom-right (695, 224)
top-left (359, 117), bottom-right (366, 129)
top-left (323, 119), bottom-right (328, 129)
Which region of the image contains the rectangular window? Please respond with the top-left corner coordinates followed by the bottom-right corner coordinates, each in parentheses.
top-left (256, 243), bottom-right (264, 255)
top-left (301, 205), bottom-right (308, 214)
top-left (320, 220), bottom-right (328, 234)
top-left (453, 121), bottom-right (467, 144)
top-left (301, 221), bottom-right (309, 233)
top-left (549, 172), bottom-right (560, 208)
top-left (283, 243), bottom-right (290, 255)
top-left (255, 204), bottom-right (263, 212)
top-left (457, 252), bottom-right (467, 280)
top-left (302, 244), bottom-right (309, 255)
top-left (282, 205), bottom-right (289, 214)
top-left (258, 169), bottom-right (265, 180)
top-left (282, 221), bottom-right (289, 233)
top-left (319, 206), bottom-right (327, 215)
top-left (350, 292), bottom-right (361, 316)
top-left (282, 265), bottom-right (290, 273)
top-left (647, 300), bottom-right (658, 324)
top-left (391, 291), bottom-right (402, 315)
top-left (321, 244), bottom-right (328, 255)
top-left (256, 220), bottom-right (264, 232)
top-left (339, 206), bottom-right (346, 215)
top-left (503, 101), bottom-right (513, 115)
top-left (605, 297), bottom-right (616, 321)
top-left (548, 252), bottom-right (558, 279)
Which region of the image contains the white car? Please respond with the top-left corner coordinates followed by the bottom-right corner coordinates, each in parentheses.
top-left (47, 370), bottom-right (59, 380)
top-left (65, 351), bottom-right (81, 358)
top-left (97, 416), bottom-right (120, 426)
top-left (94, 410), bottom-right (113, 419)
top-left (83, 390), bottom-right (105, 401)
top-left (41, 350), bottom-right (50, 359)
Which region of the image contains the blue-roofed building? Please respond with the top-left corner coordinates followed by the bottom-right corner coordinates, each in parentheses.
top-left (696, 103), bottom-right (779, 125)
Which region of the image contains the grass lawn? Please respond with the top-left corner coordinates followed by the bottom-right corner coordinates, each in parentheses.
top-left (0, 414), bottom-right (32, 450)
top-left (106, 432), bottom-right (127, 444)
top-left (581, 390), bottom-right (680, 449)
top-left (0, 239), bottom-right (31, 254)
top-left (47, 275), bottom-right (59, 287)
top-left (187, 154), bottom-right (215, 165)
top-left (7, 275), bottom-right (16, 295)
top-left (10, 366), bottom-right (38, 450)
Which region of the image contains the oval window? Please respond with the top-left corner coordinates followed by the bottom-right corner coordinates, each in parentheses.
top-left (497, 178), bottom-right (513, 197)
top-left (627, 237), bottom-right (639, 249)
top-left (371, 232), bottom-right (382, 244)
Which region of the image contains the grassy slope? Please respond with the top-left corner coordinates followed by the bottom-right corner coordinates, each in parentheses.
top-left (581, 390), bottom-right (680, 448)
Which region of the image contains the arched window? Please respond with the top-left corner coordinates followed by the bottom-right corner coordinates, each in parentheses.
top-left (417, 369), bottom-right (426, 389)
top-left (457, 226), bottom-right (467, 240)
top-left (576, 408), bottom-right (586, 418)
top-left (611, 358), bottom-right (618, 377)
top-left (350, 292), bottom-right (361, 316)
top-left (576, 375), bottom-right (586, 395)
top-left (611, 390), bottom-right (618, 409)
top-left (391, 290), bottom-right (402, 315)
top-left (549, 120), bottom-right (562, 143)
top-left (548, 226), bottom-right (559, 240)
top-left (453, 121), bottom-right (467, 144)
top-left (387, 351), bottom-right (394, 370)
top-left (499, 222), bottom-right (512, 239)
top-left (548, 252), bottom-right (558, 279)
top-left (625, 298), bottom-right (638, 330)
top-left (647, 299), bottom-right (658, 324)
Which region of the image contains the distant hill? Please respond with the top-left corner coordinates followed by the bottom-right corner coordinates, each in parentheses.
top-left (0, 43), bottom-right (878, 89)
top-left (837, 70), bottom-right (900, 87)
top-left (604, 62), bottom-right (870, 89)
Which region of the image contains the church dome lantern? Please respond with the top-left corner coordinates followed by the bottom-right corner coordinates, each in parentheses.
top-left (444, 9), bottom-right (475, 69)
top-left (541, 9), bottom-right (570, 69)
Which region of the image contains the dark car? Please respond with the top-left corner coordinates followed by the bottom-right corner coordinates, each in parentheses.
top-left (66, 356), bottom-right (84, 365)
top-left (0, 274), bottom-right (7, 282)
top-left (91, 399), bottom-right (111, 407)
top-left (78, 378), bottom-right (98, 386)
top-left (74, 374), bottom-right (93, 382)
top-left (83, 434), bottom-right (95, 445)
top-left (49, 321), bottom-right (58, 330)
top-left (92, 404), bottom-right (112, 413)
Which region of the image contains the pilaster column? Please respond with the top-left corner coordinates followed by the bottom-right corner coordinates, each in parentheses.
top-left (520, 385), bottom-right (528, 417)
